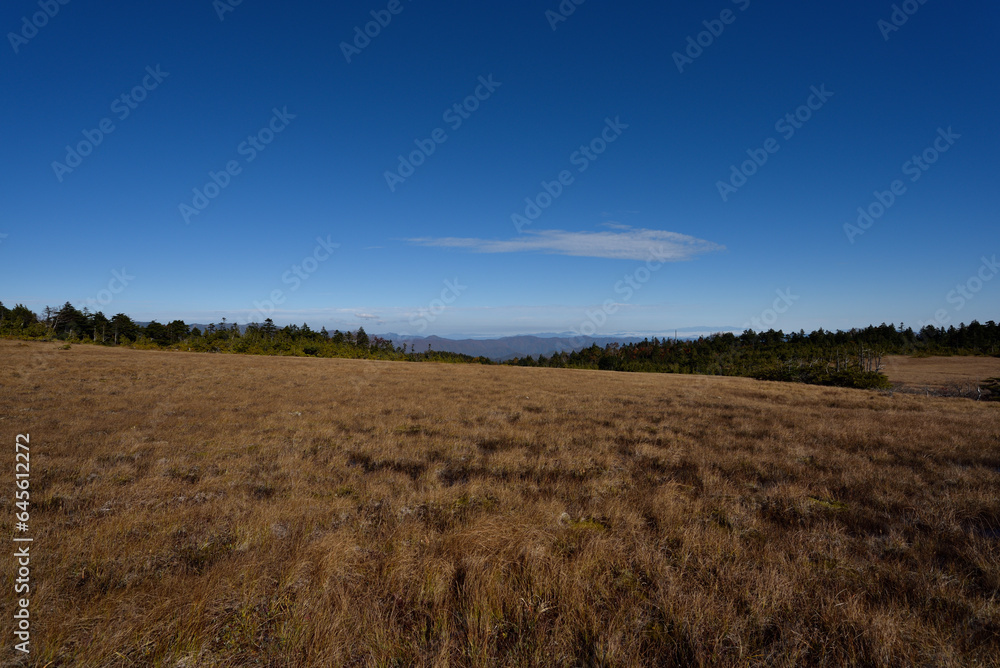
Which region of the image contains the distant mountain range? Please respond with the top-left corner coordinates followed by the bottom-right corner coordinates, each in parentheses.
top-left (384, 334), bottom-right (653, 361)
top-left (382, 327), bottom-right (741, 361)
top-left (138, 322), bottom-right (725, 361)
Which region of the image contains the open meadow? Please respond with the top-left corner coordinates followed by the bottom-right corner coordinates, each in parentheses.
top-left (1, 340), bottom-right (998, 666)
top-left (882, 355), bottom-right (1000, 395)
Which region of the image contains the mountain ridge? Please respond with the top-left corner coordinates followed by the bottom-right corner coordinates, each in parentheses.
top-left (384, 334), bottom-right (664, 361)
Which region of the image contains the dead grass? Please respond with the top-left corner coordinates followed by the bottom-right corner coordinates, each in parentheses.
top-left (1, 340), bottom-right (998, 667)
top-left (883, 354), bottom-right (1000, 392)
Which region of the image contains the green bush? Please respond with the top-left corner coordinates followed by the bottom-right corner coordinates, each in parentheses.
top-left (822, 369), bottom-right (893, 390)
top-left (753, 366), bottom-right (892, 390)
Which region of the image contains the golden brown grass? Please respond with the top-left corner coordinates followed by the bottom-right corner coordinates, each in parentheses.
top-left (883, 354), bottom-right (1000, 392)
top-left (1, 340), bottom-right (998, 666)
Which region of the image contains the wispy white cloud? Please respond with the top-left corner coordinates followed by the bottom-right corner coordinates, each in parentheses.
top-left (354, 312), bottom-right (385, 325)
top-left (407, 226), bottom-right (724, 261)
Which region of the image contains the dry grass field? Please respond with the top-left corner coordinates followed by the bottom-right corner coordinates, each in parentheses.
top-left (1, 340), bottom-right (998, 667)
top-left (883, 354), bottom-right (1000, 394)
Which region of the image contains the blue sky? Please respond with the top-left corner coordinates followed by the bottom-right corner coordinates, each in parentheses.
top-left (2, 1), bottom-right (997, 337)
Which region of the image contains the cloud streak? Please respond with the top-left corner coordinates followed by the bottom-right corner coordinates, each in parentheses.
top-left (407, 226), bottom-right (724, 261)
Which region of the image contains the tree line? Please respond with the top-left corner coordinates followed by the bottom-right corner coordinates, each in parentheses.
top-left (0, 300), bottom-right (490, 364)
top-left (506, 321), bottom-right (1000, 390)
top-left (2, 300), bottom-right (997, 392)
